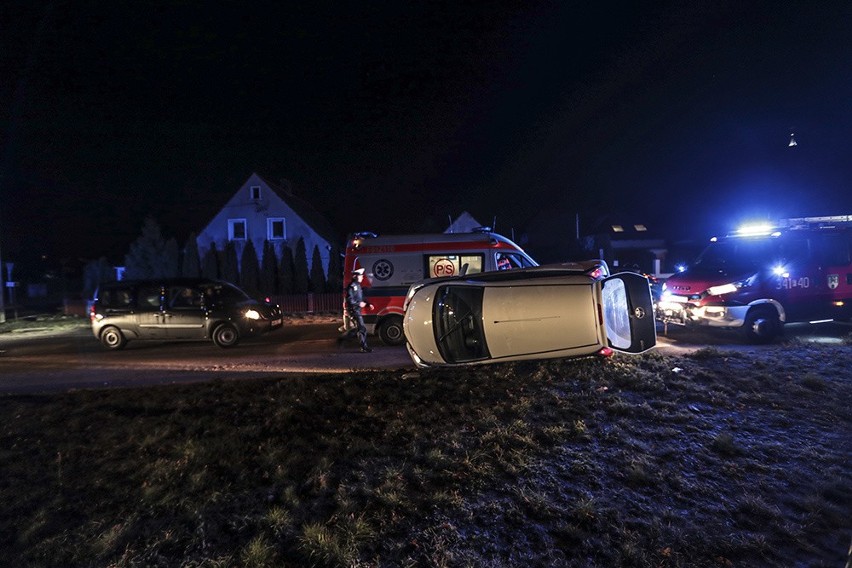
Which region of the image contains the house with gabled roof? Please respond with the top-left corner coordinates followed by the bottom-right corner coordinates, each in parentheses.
top-left (196, 172), bottom-right (339, 275)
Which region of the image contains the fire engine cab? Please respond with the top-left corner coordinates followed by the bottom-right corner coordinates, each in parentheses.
top-left (657, 215), bottom-right (852, 343)
top-left (343, 229), bottom-right (538, 345)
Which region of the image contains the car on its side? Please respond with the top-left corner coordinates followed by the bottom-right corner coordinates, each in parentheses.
top-left (90, 278), bottom-right (283, 349)
top-left (402, 262), bottom-right (656, 367)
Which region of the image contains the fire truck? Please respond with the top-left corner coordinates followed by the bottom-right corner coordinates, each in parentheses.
top-left (657, 215), bottom-right (852, 342)
top-left (343, 229), bottom-right (537, 345)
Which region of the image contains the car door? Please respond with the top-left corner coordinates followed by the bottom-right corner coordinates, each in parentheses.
top-left (600, 272), bottom-right (656, 354)
top-left (134, 283), bottom-right (168, 339)
top-left (161, 285), bottom-right (207, 339)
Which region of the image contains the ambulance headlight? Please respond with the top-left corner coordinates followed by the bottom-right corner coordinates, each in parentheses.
top-left (244, 309), bottom-right (262, 320)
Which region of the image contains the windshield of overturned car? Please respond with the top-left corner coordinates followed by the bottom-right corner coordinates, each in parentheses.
top-left (434, 286), bottom-right (488, 363)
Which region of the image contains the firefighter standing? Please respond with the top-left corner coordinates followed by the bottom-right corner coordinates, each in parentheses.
top-left (343, 268), bottom-right (373, 352)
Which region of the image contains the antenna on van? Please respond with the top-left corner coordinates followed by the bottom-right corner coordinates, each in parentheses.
top-left (448, 214), bottom-right (453, 233)
top-left (492, 216), bottom-right (497, 232)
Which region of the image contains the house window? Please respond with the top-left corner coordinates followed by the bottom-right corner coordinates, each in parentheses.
top-left (634, 224), bottom-right (647, 232)
top-left (612, 225), bottom-right (624, 232)
top-left (229, 219), bottom-right (247, 240)
top-left (250, 186), bottom-right (262, 200)
top-left (268, 218), bottom-right (286, 240)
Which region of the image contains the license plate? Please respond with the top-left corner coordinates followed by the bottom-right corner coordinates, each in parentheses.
top-left (271, 319), bottom-right (282, 327)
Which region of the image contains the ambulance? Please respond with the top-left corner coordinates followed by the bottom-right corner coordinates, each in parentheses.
top-left (343, 228), bottom-right (538, 345)
top-left (656, 215), bottom-right (852, 343)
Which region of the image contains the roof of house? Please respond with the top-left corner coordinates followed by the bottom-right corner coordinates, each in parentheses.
top-left (253, 173), bottom-right (341, 247)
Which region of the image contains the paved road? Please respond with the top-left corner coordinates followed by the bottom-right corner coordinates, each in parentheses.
top-left (0, 323), bottom-right (413, 394)
top-left (0, 320), bottom-right (849, 394)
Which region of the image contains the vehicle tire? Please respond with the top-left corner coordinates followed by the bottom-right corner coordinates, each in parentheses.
top-left (212, 323), bottom-right (240, 348)
top-left (100, 326), bottom-right (127, 350)
top-left (741, 306), bottom-right (782, 344)
top-left (378, 315), bottom-right (405, 346)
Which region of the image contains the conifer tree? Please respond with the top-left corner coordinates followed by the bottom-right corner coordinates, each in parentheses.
top-left (201, 243), bottom-right (219, 280)
top-left (222, 241), bottom-right (239, 284)
top-left (82, 257), bottom-right (114, 298)
top-left (124, 217), bottom-right (171, 279)
top-left (326, 246), bottom-right (343, 292)
top-left (277, 245), bottom-right (295, 294)
top-left (181, 233), bottom-right (201, 277)
top-left (240, 240), bottom-right (260, 296)
top-left (163, 237), bottom-right (180, 278)
top-left (293, 238), bottom-right (310, 294)
top-left (260, 240), bottom-right (278, 295)
top-left (309, 245), bottom-right (326, 292)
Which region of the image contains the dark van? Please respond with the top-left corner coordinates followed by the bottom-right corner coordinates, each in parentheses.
top-left (90, 278), bottom-right (283, 349)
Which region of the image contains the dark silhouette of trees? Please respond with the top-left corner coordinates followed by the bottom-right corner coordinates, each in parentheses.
top-left (260, 240), bottom-right (278, 295)
top-left (163, 237), bottom-right (180, 278)
top-left (124, 217), bottom-right (173, 279)
top-left (240, 240), bottom-right (260, 296)
top-left (181, 233), bottom-right (201, 277)
top-left (293, 238), bottom-right (309, 294)
top-left (309, 245), bottom-right (326, 292)
top-left (326, 246), bottom-right (343, 292)
top-left (82, 257), bottom-right (114, 298)
top-left (222, 241), bottom-right (239, 284)
top-left (201, 243), bottom-right (219, 280)
top-left (278, 245), bottom-right (294, 294)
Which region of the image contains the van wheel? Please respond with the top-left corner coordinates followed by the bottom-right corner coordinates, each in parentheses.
top-left (100, 326), bottom-right (127, 350)
top-left (741, 306), bottom-right (781, 344)
top-left (378, 316), bottom-right (405, 346)
top-left (212, 323), bottom-right (240, 348)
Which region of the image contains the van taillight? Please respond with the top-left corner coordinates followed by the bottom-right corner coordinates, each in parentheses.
top-left (597, 347), bottom-right (614, 358)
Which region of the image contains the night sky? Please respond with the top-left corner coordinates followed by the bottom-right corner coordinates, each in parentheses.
top-left (2, 1), bottom-right (851, 266)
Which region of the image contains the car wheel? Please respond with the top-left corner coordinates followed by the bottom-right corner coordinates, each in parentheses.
top-left (212, 323), bottom-right (240, 348)
top-left (378, 316), bottom-right (405, 346)
top-left (100, 326), bottom-right (127, 350)
top-left (741, 306), bottom-right (782, 344)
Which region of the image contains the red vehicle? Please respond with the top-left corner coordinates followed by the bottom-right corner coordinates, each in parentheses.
top-left (343, 229), bottom-right (538, 345)
top-left (657, 215), bottom-right (852, 342)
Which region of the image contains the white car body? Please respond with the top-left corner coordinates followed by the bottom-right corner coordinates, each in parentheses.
top-left (403, 263), bottom-right (656, 367)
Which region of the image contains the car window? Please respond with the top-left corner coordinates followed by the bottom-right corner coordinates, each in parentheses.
top-left (601, 279), bottom-right (632, 350)
top-left (99, 288), bottom-right (132, 310)
top-left (495, 252), bottom-right (535, 270)
top-left (601, 272), bottom-right (656, 353)
top-left (434, 286), bottom-right (488, 363)
top-left (137, 285), bottom-right (163, 311)
top-left (169, 286), bottom-right (202, 309)
top-left (426, 254), bottom-right (484, 278)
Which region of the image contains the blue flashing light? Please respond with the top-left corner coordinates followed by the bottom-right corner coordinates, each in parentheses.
top-left (736, 223), bottom-right (776, 236)
top-left (772, 265), bottom-right (790, 278)
top-left (676, 264), bottom-right (687, 273)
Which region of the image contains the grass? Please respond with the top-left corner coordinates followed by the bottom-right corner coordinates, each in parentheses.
top-left (0, 343), bottom-right (850, 566)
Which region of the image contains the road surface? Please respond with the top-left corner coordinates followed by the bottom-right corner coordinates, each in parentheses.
top-left (0, 320), bottom-right (849, 394)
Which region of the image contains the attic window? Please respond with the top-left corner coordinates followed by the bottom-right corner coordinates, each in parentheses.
top-left (268, 218), bottom-right (286, 240)
top-left (612, 225), bottom-right (624, 232)
top-left (250, 186), bottom-right (262, 200)
top-left (634, 224), bottom-right (647, 231)
top-left (229, 219), bottom-right (247, 241)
